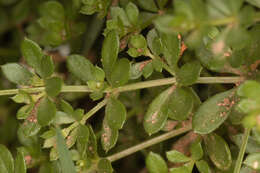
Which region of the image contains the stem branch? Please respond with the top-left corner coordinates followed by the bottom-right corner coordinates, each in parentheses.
top-left (107, 123), bottom-right (192, 162)
top-left (234, 128), bottom-right (251, 173)
top-left (81, 98), bottom-right (108, 124)
top-left (0, 77), bottom-right (243, 96)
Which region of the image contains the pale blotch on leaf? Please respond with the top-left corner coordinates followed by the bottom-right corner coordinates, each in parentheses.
top-left (212, 40), bottom-right (225, 55)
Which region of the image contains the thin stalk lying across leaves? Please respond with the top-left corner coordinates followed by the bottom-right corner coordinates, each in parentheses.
top-left (234, 128), bottom-right (251, 173)
top-left (107, 123), bottom-right (192, 162)
top-left (0, 77), bottom-right (243, 96)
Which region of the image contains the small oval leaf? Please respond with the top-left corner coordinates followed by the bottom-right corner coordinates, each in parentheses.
top-left (21, 38), bottom-right (43, 68)
top-left (56, 128), bottom-right (77, 173)
top-left (101, 119), bottom-right (119, 152)
top-left (146, 152), bottom-right (168, 173)
top-left (45, 77), bottom-right (63, 97)
top-left (144, 86), bottom-right (175, 135)
top-left (0, 144), bottom-right (14, 173)
top-left (76, 124), bottom-right (89, 155)
top-left (101, 30), bottom-right (119, 78)
top-left (110, 58), bottom-right (130, 87)
top-left (1, 63), bottom-right (33, 85)
top-left (15, 149), bottom-right (26, 173)
top-left (97, 158), bottom-right (113, 173)
top-left (177, 61), bottom-right (202, 86)
top-left (166, 150), bottom-right (191, 163)
top-left (37, 97), bottom-right (56, 126)
top-left (67, 54), bottom-right (95, 82)
top-left (193, 89), bottom-right (235, 134)
top-left (204, 133), bottom-right (232, 170)
top-left (244, 153), bottom-right (260, 170)
top-left (168, 87), bottom-right (193, 121)
top-left (105, 97), bottom-right (127, 130)
top-left (196, 160), bottom-right (211, 173)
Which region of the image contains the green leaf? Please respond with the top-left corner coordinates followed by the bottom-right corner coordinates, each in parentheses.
top-left (45, 77), bottom-right (63, 97)
top-left (190, 140), bottom-right (203, 161)
top-left (17, 104), bottom-right (33, 119)
top-left (21, 120), bottom-right (41, 137)
top-left (67, 54), bottom-right (95, 82)
top-left (101, 30), bottom-right (119, 78)
top-left (97, 158), bottom-right (113, 173)
top-left (1, 63), bottom-right (33, 85)
top-left (196, 160), bottom-right (211, 173)
top-left (41, 129), bottom-right (56, 139)
top-left (167, 87), bottom-right (193, 121)
top-left (236, 98), bottom-right (258, 114)
top-left (152, 58), bottom-right (163, 72)
top-left (110, 58), bottom-right (130, 87)
top-left (147, 29), bottom-right (163, 56)
top-left (66, 127), bottom-right (78, 149)
top-left (146, 152), bottom-right (168, 173)
top-left (246, 0), bottom-right (260, 8)
top-left (160, 32), bottom-right (181, 71)
top-left (137, 0), bottom-right (158, 12)
top-left (130, 34), bottom-right (147, 49)
top-left (204, 133), bottom-right (232, 170)
top-left (76, 124), bottom-right (89, 155)
top-left (37, 55), bottom-right (54, 79)
top-left (111, 7), bottom-right (130, 27)
top-left (12, 90), bottom-right (31, 104)
top-left (86, 125), bottom-right (98, 158)
top-left (166, 150), bottom-right (191, 163)
top-left (56, 128), bottom-right (77, 173)
top-left (170, 163), bottom-right (193, 173)
top-left (126, 2), bottom-right (139, 25)
top-left (207, 0), bottom-right (243, 16)
top-left (40, 1), bottom-right (65, 21)
top-left (21, 37), bottom-right (43, 68)
top-left (54, 111), bottom-right (75, 125)
top-left (143, 61), bottom-right (153, 78)
top-left (193, 89), bottom-right (235, 134)
top-left (60, 100), bottom-right (74, 115)
top-left (177, 61), bottom-right (202, 86)
top-left (244, 153), bottom-right (260, 170)
top-left (237, 80), bottom-right (260, 100)
top-left (101, 119), bottom-right (119, 152)
top-left (15, 149), bottom-right (26, 173)
top-left (130, 62), bottom-right (143, 79)
top-left (0, 144), bottom-right (14, 173)
top-left (232, 134), bottom-right (260, 154)
top-left (94, 66), bottom-right (105, 82)
top-left (143, 86), bottom-right (175, 135)
top-left (37, 97), bottom-right (56, 126)
top-left (105, 97), bottom-right (127, 129)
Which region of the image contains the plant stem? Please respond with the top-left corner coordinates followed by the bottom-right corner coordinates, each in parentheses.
top-left (107, 123), bottom-right (192, 162)
top-left (0, 77), bottom-right (242, 96)
top-left (81, 98), bottom-right (108, 124)
top-left (234, 128), bottom-right (251, 173)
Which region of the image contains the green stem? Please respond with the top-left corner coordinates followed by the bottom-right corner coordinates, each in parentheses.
top-left (0, 77), bottom-right (243, 96)
top-left (234, 128), bottom-right (251, 173)
top-left (106, 123), bottom-right (192, 162)
top-left (80, 98), bottom-right (108, 124)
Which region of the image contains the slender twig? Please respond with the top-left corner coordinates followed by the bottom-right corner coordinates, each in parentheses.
top-left (107, 123), bottom-right (192, 162)
top-left (0, 77), bottom-right (243, 96)
top-left (234, 128), bottom-right (251, 173)
top-left (81, 98), bottom-right (108, 124)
